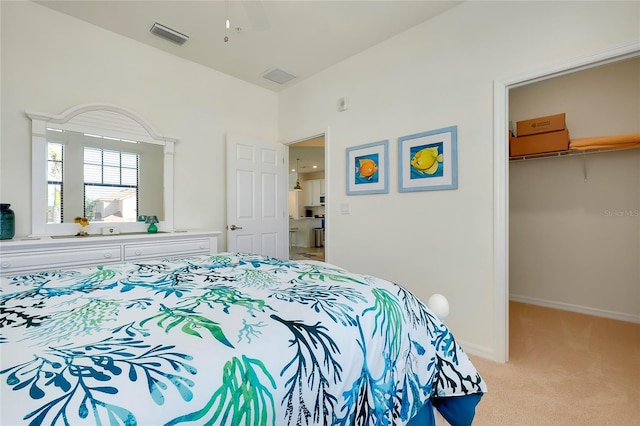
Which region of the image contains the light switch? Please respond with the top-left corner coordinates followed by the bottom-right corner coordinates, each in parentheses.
top-left (340, 203), bottom-right (351, 214)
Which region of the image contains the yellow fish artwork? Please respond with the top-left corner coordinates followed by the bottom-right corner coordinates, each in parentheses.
top-left (411, 147), bottom-right (443, 175)
top-left (358, 158), bottom-right (378, 179)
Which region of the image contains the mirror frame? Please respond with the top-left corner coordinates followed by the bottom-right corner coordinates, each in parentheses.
top-left (27, 103), bottom-right (177, 236)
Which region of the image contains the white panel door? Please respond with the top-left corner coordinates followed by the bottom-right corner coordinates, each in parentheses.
top-left (226, 134), bottom-right (287, 258)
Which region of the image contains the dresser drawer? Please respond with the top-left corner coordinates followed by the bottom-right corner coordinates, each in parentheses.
top-left (0, 231), bottom-right (219, 276)
top-left (124, 238), bottom-right (211, 260)
top-left (0, 246), bottom-right (122, 275)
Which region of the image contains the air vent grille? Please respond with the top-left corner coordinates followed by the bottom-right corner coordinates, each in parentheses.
top-left (150, 22), bottom-right (189, 45)
top-left (262, 68), bottom-right (296, 85)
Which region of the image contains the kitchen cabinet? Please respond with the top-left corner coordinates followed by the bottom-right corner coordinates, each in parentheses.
top-left (302, 184), bottom-right (313, 207)
top-left (303, 179), bottom-right (325, 206)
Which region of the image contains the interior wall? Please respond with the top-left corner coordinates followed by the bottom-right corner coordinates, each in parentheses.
top-left (0, 1), bottom-right (278, 248)
top-left (509, 59), bottom-right (640, 322)
top-left (277, 1), bottom-right (640, 359)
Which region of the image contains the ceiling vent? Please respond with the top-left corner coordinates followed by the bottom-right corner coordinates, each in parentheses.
top-left (150, 22), bottom-right (189, 45)
top-left (262, 68), bottom-right (296, 85)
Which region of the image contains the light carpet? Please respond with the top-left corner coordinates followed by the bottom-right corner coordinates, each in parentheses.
top-left (469, 302), bottom-right (639, 425)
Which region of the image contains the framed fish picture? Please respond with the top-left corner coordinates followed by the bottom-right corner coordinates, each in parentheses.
top-left (398, 125), bottom-right (458, 192)
top-left (346, 140), bottom-right (389, 195)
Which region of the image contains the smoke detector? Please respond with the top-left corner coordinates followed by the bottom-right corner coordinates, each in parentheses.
top-left (150, 22), bottom-right (189, 45)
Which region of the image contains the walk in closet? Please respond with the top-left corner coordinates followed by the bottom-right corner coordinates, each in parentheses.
top-left (508, 57), bottom-right (640, 323)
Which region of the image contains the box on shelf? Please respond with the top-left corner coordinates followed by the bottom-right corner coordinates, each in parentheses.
top-left (510, 129), bottom-right (570, 157)
top-left (516, 113), bottom-right (566, 137)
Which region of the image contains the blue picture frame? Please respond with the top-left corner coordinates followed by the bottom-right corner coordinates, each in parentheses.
top-left (398, 125), bottom-right (458, 192)
top-left (346, 140), bottom-right (389, 195)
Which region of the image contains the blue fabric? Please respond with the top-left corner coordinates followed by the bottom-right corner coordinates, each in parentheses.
top-left (407, 400), bottom-right (436, 426)
top-left (407, 394), bottom-right (483, 426)
top-left (433, 393), bottom-right (484, 426)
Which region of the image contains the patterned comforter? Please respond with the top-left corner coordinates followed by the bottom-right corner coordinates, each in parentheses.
top-left (0, 252), bottom-right (486, 425)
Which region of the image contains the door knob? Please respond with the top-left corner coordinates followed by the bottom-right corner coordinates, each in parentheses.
top-left (229, 225), bottom-right (243, 230)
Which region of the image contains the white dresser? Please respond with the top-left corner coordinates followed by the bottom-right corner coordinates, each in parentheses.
top-left (0, 231), bottom-right (221, 276)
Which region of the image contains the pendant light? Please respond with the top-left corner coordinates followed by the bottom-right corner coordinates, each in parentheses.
top-left (294, 159), bottom-right (303, 191)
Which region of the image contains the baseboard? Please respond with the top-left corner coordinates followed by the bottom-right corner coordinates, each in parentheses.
top-left (456, 339), bottom-right (496, 362)
top-left (510, 294), bottom-right (640, 324)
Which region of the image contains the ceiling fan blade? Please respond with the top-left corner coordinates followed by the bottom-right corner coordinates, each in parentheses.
top-left (241, 1), bottom-right (270, 31)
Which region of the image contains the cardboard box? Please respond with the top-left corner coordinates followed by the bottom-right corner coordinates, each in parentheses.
top-left (516, 113), bottom-right (565, 137)
top-left (510, 129), bottom-right (570, 157)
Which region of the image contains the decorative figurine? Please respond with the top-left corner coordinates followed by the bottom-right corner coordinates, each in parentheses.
top-left (74, 216), bottom-right (90, 236)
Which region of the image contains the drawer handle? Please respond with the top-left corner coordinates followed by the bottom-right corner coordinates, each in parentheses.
top-left (135, 250), bottom-right (142, 256)
top-left (104, 253), bottom-right (112, 259)
top-left (1, 261), bottom-right (10, 268)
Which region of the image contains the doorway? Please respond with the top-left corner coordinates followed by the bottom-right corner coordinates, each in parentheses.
top-left (507, 57), bottom-right (640, 362)
top-left (494, 43), bottom-right (639, 363)
top-left (288, 135), bottom-right (326, 261)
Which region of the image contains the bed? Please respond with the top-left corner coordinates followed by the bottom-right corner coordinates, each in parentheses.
top-left (1, 252), bottom-right (486, 425)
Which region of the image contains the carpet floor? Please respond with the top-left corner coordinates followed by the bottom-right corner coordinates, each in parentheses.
top-left (469, 302), bottom-right (639, 425)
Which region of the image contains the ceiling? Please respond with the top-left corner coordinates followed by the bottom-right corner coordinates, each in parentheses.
top-left (290, 136), bottom-right (325, 174)
top-left (36, 1), bottom-right (462, 174)
top-left (36, 0), bottom-right (462, 92)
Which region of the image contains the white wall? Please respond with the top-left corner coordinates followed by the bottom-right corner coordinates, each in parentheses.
top-left (509, 59), bottom-right (640, 322)
top-left (278, 1), bottom-right (640, 359)
top-left (0, 1), bottom-right (278, 248)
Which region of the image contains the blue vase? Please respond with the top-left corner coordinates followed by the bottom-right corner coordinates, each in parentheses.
top-left (0, 203), bottom-right (15, 240)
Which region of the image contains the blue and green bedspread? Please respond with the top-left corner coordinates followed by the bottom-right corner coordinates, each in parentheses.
top-left (0, 252), bottom-right (486, 425)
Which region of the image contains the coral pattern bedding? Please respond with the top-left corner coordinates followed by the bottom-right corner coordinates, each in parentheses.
top-left (0, 252), bottom-right (485, 425)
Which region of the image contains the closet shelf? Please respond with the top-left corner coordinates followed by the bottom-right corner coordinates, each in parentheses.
top-left (509, 145), bottom-right (640, 162)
